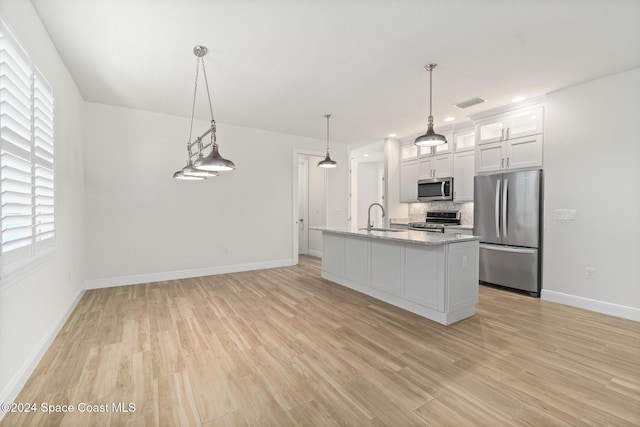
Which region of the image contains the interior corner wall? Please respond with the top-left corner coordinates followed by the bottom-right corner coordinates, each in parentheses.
top-left (0, 0), bottom-right (86, 410)
top-left (542, 68), bottom-right (640, 318)
top-left (83, 102), bottom-right (348, 284)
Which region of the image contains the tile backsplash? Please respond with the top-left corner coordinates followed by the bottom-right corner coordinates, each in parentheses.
top-left (409, 201), bottom-right (474, 226)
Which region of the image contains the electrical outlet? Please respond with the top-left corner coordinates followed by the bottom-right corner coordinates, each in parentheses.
top-left (555, 209), bottom-right (578, 220)
top-left (585, 267), bottom-right (596, 279)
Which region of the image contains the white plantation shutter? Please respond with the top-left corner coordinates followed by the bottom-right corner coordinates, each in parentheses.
top-left (33, 68), bottom-right (55, 249)
top-left (0, 20), bottom-right (55, 274)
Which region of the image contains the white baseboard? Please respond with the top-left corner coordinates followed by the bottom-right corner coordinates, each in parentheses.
top-left (541, 290), bottom-right (640, 322)
top-left (0, 287), bottom-right (85, 421)
top-left (85, 259), bottom-right (294, 289)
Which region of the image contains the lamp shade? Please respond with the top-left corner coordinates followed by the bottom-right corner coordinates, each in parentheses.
top-left (414, 122), bottom-right (448, 147)
top-left (173, 170), bottom-right (206, 180)
top-left (182, 162), bottom-right (219, 177)
top-left (193, 145), bottom-right (236, 171)
top-left (318, 153), bottom-right (337, 168)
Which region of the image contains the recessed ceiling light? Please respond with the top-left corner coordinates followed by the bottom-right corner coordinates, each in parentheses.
top-left (388, 133), bottom-right (397, 137)
top-left (363, 154), bottom-right (369, 157)
top-left (444, 116), bottom-right (455, 122)
top-left (511, 96), bottom-right (525, 103)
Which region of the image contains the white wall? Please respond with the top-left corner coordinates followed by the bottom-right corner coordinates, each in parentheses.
top-left (83, 103), bottom-right (348, 285)
top-left (0, 0), bottom-right (86, 410)
top-left (542, 68), bottom-right (640, 318)
top-left (385, 137), bottom-right (409, 221)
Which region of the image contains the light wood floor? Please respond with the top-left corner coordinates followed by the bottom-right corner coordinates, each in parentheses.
top-left (2, 256), bottom-right (639, 426)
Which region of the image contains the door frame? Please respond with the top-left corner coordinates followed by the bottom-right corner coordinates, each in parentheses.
top-left (292, 149), bottom-right (327, 265)
top-left (298, 157), bottom-right (309, 255)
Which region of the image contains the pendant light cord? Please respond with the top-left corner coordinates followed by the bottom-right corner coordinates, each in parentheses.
top-left (201, 59), bottom-right (215, 122)
top-left (187, 58), bottom-right (200, 150)
top-left (429, 67), bottom-right (433, 120)
top-left (325, 114), bottom-right (331, 153)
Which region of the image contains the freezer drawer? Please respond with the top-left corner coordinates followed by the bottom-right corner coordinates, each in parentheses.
top-left (479, 244), bottom-right (539, 295)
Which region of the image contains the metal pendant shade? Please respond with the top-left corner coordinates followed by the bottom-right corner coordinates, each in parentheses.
top-left (173, 45), bottom-right (235, 180)
top-left (318, 114), bottom-right (337, 168)
top-left (193, 144), bottom-right (236, 171)
top-left (415, 64), bottom-right (447, 148)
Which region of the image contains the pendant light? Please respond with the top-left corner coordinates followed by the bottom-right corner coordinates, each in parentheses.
top-left (318, 114), bottom-right (337, 168)
top-left (173, 45), bottom-right (235, 180)
top-left (415, 64), bottom-right (447, 148)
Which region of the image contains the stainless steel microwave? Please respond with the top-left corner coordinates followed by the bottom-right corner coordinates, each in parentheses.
top-left (417, 177), bottom-right (453, 201)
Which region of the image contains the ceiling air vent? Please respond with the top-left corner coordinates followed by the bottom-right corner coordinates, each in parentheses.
top-left (454, 97), bottom-right (486, 109)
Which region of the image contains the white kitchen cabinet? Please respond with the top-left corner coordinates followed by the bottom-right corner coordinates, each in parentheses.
top-left (399, 160), bottom-right (419, 202)
top-left (476, 134), bottom-right (542, 173)
top-left (370, 239), bottom-right (402, 295)
top-left (404, 244), bottom-right (445, 311)
top-left (453, 150), bottom-right (475, 202)
top-left (418, 153), bottom-right (453, 179)
top-left (400, 143), bottom-right (418, 161)
top-left (475, 106), bottom-right (543, 145)
top-left (454, 127), bottom-right (476, 152)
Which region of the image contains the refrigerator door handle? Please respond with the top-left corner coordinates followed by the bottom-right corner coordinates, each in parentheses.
top-left (503, 178), bottom-right (508, 238)
top-left (495, 179), bottom-right (501, 239)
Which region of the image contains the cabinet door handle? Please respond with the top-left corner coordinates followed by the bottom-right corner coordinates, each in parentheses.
top-left (501, 158), bottom-right (504, 168)
top-left (500, 128), bottom-right (505, 141)
top-left (506, 128), bottom-right (510, 139)
top-left (506, 157), bottom-right (510, 168)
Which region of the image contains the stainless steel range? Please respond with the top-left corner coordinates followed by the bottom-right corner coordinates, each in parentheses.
top-left (409, 210), bottom-right (461, 233)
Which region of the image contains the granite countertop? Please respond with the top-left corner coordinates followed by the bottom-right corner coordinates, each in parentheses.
top-left (444, 224), bottom-right (474, 230)
top-left (312, 226), bottom-right (480, 246)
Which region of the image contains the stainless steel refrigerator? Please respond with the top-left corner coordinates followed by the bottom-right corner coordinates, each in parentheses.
top-left (473, 170), bottom-right (542, 296)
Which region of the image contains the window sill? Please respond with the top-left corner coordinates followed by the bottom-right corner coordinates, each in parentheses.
top-left (0, 249), bottom-right (57, 292)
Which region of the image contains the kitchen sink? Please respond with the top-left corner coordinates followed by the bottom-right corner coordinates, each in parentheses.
top-left (359, 228), bottom-right (405, 232)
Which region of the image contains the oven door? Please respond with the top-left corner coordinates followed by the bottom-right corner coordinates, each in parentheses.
top-left (417, 178), bottom-right (453, 201)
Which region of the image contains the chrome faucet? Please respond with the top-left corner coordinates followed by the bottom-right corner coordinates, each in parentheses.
top-left (367, 203), bottom-right (385, 231)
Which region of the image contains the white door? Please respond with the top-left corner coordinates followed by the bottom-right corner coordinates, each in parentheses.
top-left (298, 159), bottom-right (309, 255)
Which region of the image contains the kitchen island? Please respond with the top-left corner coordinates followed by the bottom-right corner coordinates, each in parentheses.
top-left (313, 227), bottom-right (480, 325)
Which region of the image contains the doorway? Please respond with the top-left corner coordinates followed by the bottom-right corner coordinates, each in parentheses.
top-left (293, 150), bottom-right (327, 264)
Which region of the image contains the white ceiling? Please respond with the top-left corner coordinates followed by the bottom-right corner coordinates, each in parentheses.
top-left (32, 0), bottom-right (640, 145)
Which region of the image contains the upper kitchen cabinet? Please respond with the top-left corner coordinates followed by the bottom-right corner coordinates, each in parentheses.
top-left (453, 126), bottom-right (475, 152)
top-left (419, 153), bottom-right (453, 179)
top-left (470, 98), bottom-right (545, 174)
top-left (475, 106), bottom-right (543, 144)
top-left (400, 143), bottom-right (418, 161)
top-left (400, 159), bottom-right (419, 202)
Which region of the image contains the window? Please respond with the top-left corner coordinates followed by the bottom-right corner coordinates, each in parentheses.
top-left (0, 19), bottom-right (55, 284)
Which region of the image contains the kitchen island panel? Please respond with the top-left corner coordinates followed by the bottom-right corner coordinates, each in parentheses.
top-left (404, 244), bottom-right (446, 311)
top-left (345, 235), bottom-right (369, 284)
top-left (370, 239), bottom-right (403, 295)
top-left (316, 228), bottom-right (480, 325)
top-left (322, 232), bottom-right (345, 276)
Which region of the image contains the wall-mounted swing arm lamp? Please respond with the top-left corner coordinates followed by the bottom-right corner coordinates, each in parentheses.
top-left (415, 63), bottom-right (447, 148)
top-left (173, 45), bottom-right (235, 180)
